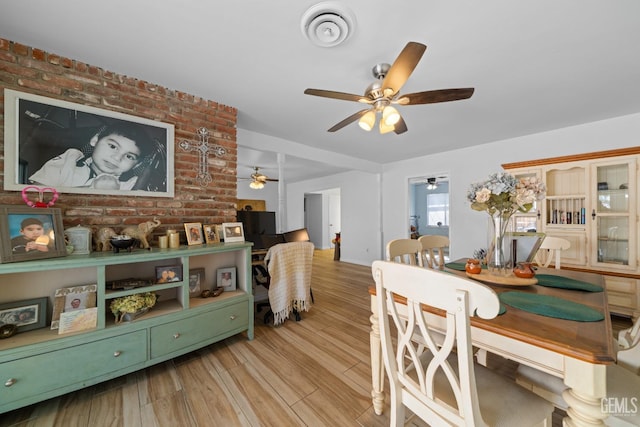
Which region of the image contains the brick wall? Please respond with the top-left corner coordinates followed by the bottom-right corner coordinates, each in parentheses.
top-left (0, 38), bottom-right (238, 245)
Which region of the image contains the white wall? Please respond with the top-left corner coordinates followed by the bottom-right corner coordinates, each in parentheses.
top-left (383, 113), bottom-right (640, 263)
top-left (287, 170), bottom-right (381, 266)
top-left (239, 112), bottom-right (640, 266)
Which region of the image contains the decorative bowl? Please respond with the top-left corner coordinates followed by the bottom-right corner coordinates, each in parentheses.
top-left (110, 236), bottom-right (138, 253)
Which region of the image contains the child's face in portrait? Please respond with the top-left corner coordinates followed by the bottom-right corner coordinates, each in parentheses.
top-left (21, 223), bottom-right (44, 240)
top-left (90, 133), bottom-right (141, 177)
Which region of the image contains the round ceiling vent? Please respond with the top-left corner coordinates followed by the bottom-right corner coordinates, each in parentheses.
top-left (301, 2), bottom-right (356, 48)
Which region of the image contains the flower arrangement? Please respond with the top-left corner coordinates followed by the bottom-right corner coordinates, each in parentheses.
top-left (110, 292), bottom-right (157, 323)
top-left (467, 172), bottom-right (546, 218)
top-left (468, 172), bottom-right (546, 273)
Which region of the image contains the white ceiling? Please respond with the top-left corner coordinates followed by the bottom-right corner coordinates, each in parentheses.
top-left (2, 1), bottom-right (640, 183)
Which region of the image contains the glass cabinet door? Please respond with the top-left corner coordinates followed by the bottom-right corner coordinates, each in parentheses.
top-left (510, 170), bottom-right (543, 232)
top-left (591, 158), bottom-right (636, 269)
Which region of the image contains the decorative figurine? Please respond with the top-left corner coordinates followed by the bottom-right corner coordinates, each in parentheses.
top-left (120, 218), bottom-right (161, 249)
top-left (95, 227), bottom-right (118, 252)
top-left (465, 258), bottom-right (482, 274)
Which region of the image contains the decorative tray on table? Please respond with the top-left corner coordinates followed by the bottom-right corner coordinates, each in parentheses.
top-left (466, 270), bottom-right (537, 286)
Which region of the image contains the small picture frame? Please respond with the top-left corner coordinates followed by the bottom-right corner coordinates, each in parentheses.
top-left (217, 267), bottom-right (237, 292)
top-left (58, 307), bottom-right (98, 335)
top-left (215, 224), bottom-right (224, 242)
top-left (51, 284), bottom-right (97, 330)
top-left (188, 268), bottom-right (206, 297)
top-left (222, 222), bottom-right (244, 243)
top-left (0, 205), bottom-right (68, 264)
top-left (0, 297), bottom-right (48, 333)
top-left (203, 224), bottom-right (220, 244)
top-left (184, 222), bottom-right (204, 245)
top-left (156, 265), bottom-right (183, 284)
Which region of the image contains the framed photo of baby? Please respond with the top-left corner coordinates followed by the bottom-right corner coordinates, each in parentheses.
top-left (3, 89), bottom-right (175, 198)
top-left (0, 205), bottom-right (67, 264)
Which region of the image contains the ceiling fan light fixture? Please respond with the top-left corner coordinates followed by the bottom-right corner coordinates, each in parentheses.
top-left (358, 110), bottom-right (376, 131)
top-left (426, 178), bottom-right (438, 190)
top-left (379, 119), bottom-right (395, 134)
top-left (249, 180), bottom-right (265, 190)
top-left (382, 106), bottom-right (401, 126)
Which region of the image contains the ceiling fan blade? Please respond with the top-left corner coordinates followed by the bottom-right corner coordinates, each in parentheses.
top-left (393, 116), bottom-right (408, 134)
top-left (381, 42), bottom-right (427, 97)
top-left (396, 88), bottom-right (475, 105)
top-left (328, 109), bottom-right (371, 132)
top-left (304, 88), bottom-right (372, 104)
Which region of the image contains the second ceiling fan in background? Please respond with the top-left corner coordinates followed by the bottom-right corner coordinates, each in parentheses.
top-left (304, 42), bottom-right (474, 135)
top-left (241, 167), bottom-right (278, 189)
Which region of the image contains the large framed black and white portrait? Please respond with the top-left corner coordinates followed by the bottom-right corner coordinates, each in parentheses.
top-left (3, 89), bottom-right (175, 197)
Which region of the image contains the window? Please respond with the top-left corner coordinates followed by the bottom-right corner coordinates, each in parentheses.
top-left (426, 193), bottom-right (449, 226)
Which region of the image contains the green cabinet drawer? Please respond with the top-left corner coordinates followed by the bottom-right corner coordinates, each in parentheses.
top-left (150, 301), bottom-right (248, 359)
top-left (0, 330), bottom-right (147, 405)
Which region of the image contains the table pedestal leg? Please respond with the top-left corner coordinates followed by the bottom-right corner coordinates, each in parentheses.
top-left (562, 389), bottom-right (607, 427)
top-left (370, 300), bottom-right (385, 415)
top-left (562, 358), bottom-right (607, 427)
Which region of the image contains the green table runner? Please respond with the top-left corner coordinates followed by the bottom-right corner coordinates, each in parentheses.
top-left (535, 274), bottom-right (603, 292)
top-left (499, 291), bottom-right (604, 322)
top-left (445, 262), bottom-right (470, 271)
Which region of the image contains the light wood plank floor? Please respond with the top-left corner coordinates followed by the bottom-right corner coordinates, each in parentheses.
top-left (1, 250), bottom-right (632, 427)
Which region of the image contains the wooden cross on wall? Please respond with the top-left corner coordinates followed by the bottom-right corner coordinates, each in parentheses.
top-left (179, 127), bottom-right (226, 186)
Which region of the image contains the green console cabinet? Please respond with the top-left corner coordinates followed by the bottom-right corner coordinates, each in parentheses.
top-left (0, 243), bottom-right (254, 414)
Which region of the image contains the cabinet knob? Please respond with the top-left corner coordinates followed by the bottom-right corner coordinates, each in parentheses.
top-left (113, 351), bottom-right (122, 357)
top-left (592, 209), bottom-right (596, 220)
top-left (4, 378), bottom-right (17, 387)
top-left (229, 315), bottom-right (237, 321)
top-left (173, 333), bottom-right (181, 339)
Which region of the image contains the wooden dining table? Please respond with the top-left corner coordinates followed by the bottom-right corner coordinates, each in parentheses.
top-left (368, 261), bottom-right (616, 427)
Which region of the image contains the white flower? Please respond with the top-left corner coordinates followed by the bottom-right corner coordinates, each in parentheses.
top-left (468, 172), bottom-right (546, 217)
top-left (475, 188), bottom-right (492, 203)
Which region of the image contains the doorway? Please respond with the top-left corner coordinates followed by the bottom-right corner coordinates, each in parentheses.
top-left (304, 188), bottom-right (341, 250)
top-left (409, 175), bottom-right (450, 254)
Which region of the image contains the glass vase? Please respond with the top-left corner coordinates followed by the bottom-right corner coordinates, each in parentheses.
top-left (487, 212), bottom-right (514, 276)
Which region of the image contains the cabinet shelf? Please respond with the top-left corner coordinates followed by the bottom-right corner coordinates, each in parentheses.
top-left (105, 281), bottom-right (185, 299)
top-left (0, 243), bottom-right (254, 414)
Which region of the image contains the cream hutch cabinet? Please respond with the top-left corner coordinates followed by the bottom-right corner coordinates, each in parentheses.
top-left (504, 147), bottom-right (639, 319)
top-left (0, 243), bottom-right (254, 414)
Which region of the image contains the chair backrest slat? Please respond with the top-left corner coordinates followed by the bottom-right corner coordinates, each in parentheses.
top-left (418, 235), bottom-right (450, 269)
top-left (534, 236), bottom-right (570, 269)
top-left (386, 238), bottom-right (423, 266)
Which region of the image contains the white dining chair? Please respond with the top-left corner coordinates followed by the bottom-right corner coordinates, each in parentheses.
top-left (386, 238), bottom-right (423, 266)
top-left (534, 236), bottom-right (570, 269)
top-left (418, 234), bottom-right (449, 269)
top-left (616, 316), bottom-right (640, 375)
top-left (372, 260), bottom-right (554, 426)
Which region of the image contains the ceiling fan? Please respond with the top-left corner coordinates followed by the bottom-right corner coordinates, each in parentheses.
top-left (240, 167), bottom-right (278, 189)
top-left (304, 42), bottom-right (474, 135)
